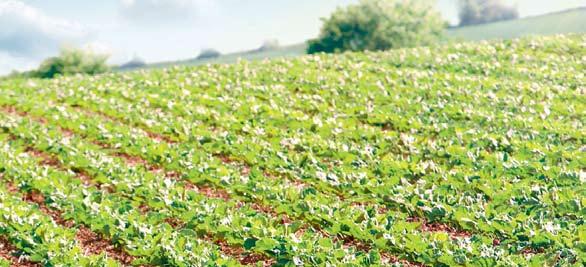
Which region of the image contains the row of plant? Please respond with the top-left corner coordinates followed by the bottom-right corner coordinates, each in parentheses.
top-left (0, 34), bottom-right (583, 266)
top-left (0, 74), bottom-right (569, 266)
top-left (0, 111), bottom-right (399, 266)
top-left (2, 36), bottom-right (580, 262)
top-left (0, 179), bottom-right (116, 266)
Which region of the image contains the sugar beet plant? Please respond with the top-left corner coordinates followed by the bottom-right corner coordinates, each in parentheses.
top-left (0, 34), bottom-right (584, 266)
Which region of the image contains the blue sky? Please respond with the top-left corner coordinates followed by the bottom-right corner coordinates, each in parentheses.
top-left (0, 0), bottom-right (584, 74)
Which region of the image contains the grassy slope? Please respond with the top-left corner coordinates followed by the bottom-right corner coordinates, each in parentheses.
top-left (447, 7), bottom-right (586, 41)
top-left (143, 43), bottom-right (307, 70)
top-left (126, 8), bottom-right (585, 71)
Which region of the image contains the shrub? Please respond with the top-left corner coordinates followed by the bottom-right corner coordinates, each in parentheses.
top-left (458, 0), bottom-right (519, 26)
top-left (33, 48), bottom-right (110, 79)
top-left (307, 0), bottom-right (445, 54)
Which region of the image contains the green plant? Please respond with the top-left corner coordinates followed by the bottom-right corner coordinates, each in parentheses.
top-left (197, 48), bottom-right (222, 60)
top-left (307, 0), bottom-right (445, 54)
top-left (458, 0), bottom-right (519, 26)
top-left (33, 48), bottom-right (110, 79)
top-left (0, 34), bottom-right (583, 266)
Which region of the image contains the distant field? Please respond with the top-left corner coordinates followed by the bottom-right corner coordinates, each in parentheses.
top-left (144, 44), bottom-right (307, 71)
top-left (0, 34), bottom-right (584, 266)
top-left (135, 8), bottom-right (586, 70)
top-left (447, 7), bottom-right (586, 41)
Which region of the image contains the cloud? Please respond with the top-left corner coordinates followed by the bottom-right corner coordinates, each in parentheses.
top-left (120, 0), bottom-right (216, 23)
top-left (0, 52), bottom-right (35, 75)
top-left (0, 0), bottom-right (89, 58)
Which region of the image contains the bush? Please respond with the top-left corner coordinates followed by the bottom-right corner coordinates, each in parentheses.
top-left (33, 48), bottom-right (110, 79)
top-left (307, 0), bottom-right (445, 54)
top-left (458, 0), bottom-right (519, 26)
top-left (197, 49), bottom-right (222, 60)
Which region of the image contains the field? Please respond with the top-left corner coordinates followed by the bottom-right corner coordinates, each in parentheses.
top-left (0, 34), bottom-right (584, 266)
top-left (135, 8), bottom-right (586, 71)
top-left (146, 44), bottom-right (307, 71)
top-left (447, 8), bottom-right (586, 41)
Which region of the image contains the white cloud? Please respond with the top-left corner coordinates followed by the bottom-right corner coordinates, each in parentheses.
top-left (0, 0), bottom-right (89, 57)
top-left (120, 0), bottom-right (216, 23)
top-left (0, 52), bottom-right (35, 75)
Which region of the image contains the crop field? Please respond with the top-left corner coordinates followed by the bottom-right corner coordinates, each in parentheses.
top-left (0, 34), bottom-right (584, 266)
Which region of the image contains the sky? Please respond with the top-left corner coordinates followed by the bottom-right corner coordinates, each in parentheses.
top-left (0, 0), bottom-right (584, 75)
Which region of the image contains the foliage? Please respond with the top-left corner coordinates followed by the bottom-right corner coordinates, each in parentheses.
top-left (257, 39), bottom-right (280, 51)
top-left (118, 56), bottom-right (147, 70)
top-left (197, 48), bottom-right (222, 60)
top-left (458, 0), bottom-right (519, 26)
top-left (307, 0), bottom-right (445, 54)
top-left (0, 34), bottom-right (584, 266)
top-left (32, 48), bottom-right (110, 79)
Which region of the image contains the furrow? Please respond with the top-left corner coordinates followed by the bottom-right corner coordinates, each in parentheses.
top-left (0, 110), bottom-right (405, 266)
top-left (0, 103), bottom-right (489, 265)
top-left (0, 236), bottom-right (39, 267)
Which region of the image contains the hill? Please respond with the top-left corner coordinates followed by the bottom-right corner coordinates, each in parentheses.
top-left (140, 43), bottom-right (307, 71)
top-left (0, 34), bottom-right (584, 266)
top-left (447, 7), bottom-right (586, 41)
top-left (131, 8), bottom-right (585, 71)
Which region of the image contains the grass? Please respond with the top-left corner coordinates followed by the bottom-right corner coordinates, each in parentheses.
top-left (447, 7), bottom-right (586, 41)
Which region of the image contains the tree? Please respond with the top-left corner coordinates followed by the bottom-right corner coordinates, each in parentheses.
top-left (197, 49), bottom-right (222, 60)
top-left (33, 48), bottom-right (109, 79)
top-left (257, 39), bottom-right (280, 52)
top-left (119, 56), bottom-right (147, 70)
top-left (458, 0), bottom-right (519, 26)
top-left (307, 0), bottom-right (445, 54)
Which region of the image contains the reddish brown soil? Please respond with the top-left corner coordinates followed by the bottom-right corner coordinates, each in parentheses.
top-left (23, 147), bottom-right (93, 186)
top-left (22, 190), bottom-right (74, 227)
top-left (112, 152), bottom-right (182, 181)
top-left (91, 140), bottom-right (111, 149)
top-left (163, 217), bottom-right (185, 228)
top-left (75, 226), bottom-right (135, 265)
top-left (217, 154), bottom-right (235, 164)
top-left (25, 148), bottom-right (59, 167)
top-left (0, 237), bottom-right (39, 267)
top-left (75, 107), bottom-right (177, 145)
top-left (241, 165), bottom-right (251, 176)
top-left (145, 131), bottom-right (177, 144)
top-left (520, 246), bottom-right (545, 255)
top-left (113, 152), bottom-right (148, 167)
top-left (59, 127), bottom-right (75, 137)
top-left (72, 169), bottom-right (94, 186)
top-left (14, 185), bottom-right (131, 265)
top-left (0, 106), bottom-right (28, 118)
top-left (163, 171), bottom-right (181, 179)
top-left (193, 185), bottom-right (232, 201)
top-left (407, 217), bottom-right (472, 239)
top-left (1, 174), bottom-right (17, 194)
top-left (211, 238), bottom-right (275, 267)
top-left (338, 235), bottom-right (371, 252)
top-left (380, 252), bottom-right (426, 267)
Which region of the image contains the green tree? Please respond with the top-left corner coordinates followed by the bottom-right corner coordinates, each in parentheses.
top-left (458, 0), bottom-right (519, 26)
top-left (307, 0), bottom-right (445, 54)
top-left (34, 48), bottom-right (109, 79)
top-left (257, 39), bottom-right (280, 51)
top-left (196, 49), bottom-right (222, 60)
